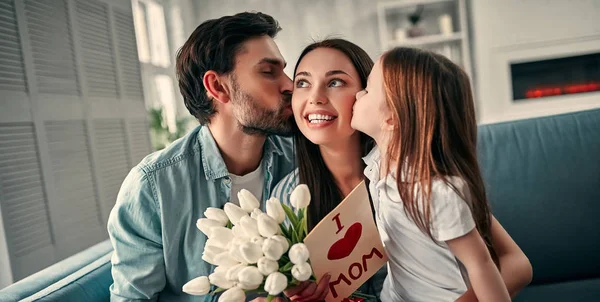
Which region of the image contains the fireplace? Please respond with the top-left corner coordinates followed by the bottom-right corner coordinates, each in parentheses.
top-left (511, 52), bottom-right (600, 101)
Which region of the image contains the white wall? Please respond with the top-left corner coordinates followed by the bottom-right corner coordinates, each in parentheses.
top-left (193, 0), bottom-right (384, 76)
top-left (470, 0), bottom-right (600, 124)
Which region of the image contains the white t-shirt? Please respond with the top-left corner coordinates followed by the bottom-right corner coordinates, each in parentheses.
top-left (229, 161), bottom-right (264, 205)
top-left (363, 146), bottom-right (475, 302)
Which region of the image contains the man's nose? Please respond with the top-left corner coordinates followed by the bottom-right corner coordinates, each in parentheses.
top-left (281, 73), bottom-right (293, 94)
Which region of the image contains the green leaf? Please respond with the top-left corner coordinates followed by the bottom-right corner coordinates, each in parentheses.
top-left (279, 224), bottom-right (290, 238)
top-left (282, 204), bottom-right (299, 231)
top-left (279, 261), bottom-right (294, 272)
top-left (291, 227), bottom-right (299, 244)
top-left (210, 287), bottom-right (226, 295)
top-left (297, 208), bottom-right (304, 221)
top-left (226, 221), bottom-right (233, 229)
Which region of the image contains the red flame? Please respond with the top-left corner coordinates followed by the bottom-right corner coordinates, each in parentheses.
top-left (525, 82), bottom-right (600, 99)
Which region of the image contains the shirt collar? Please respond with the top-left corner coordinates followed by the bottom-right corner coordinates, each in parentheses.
top-left (198, 126), bottom-right (285, 180)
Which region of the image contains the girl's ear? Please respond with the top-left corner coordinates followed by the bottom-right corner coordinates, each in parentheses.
top-left (382, 113), bottom-right (396, 131)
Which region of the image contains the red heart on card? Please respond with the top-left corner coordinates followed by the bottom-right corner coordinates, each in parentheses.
top-left (327, 222), bottom-right (362, 260)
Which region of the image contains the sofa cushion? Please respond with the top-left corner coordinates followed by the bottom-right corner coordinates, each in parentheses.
top-left (514, 278), bottom-right (600, 302)
top-left (18, 251), bottom-right (112, 302)
top-left (477, 109), bottom-right (600, 284)
top-left (33, 261), bottom-right (112, 302)
top-left (0, 240), bottom-right (113, 302)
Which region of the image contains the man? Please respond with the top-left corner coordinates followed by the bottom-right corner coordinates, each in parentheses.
top-left (108, 12), bottom-right (294, 301)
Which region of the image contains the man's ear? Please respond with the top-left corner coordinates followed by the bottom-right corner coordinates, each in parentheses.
top-left (203, 71), bottom-right (231, 104)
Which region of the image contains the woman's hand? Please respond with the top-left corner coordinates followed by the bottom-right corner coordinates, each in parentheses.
top-left (284, 273), bottom-right (331, 302)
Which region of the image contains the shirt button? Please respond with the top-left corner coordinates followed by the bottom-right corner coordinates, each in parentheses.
top-left (223, 177), bottom-right (231, 184)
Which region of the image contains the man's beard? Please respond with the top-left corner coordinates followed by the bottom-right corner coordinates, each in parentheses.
top-left (230, 78), bottom-right (294, 136)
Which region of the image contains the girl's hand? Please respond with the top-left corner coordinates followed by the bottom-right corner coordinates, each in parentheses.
top-left (284, 273), bottom-right (331, 302)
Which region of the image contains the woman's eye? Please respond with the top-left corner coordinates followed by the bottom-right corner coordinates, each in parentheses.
top-left (296, 80), bottom-right (309, 88)
top-left (328, 79), bottom-right (345, 87)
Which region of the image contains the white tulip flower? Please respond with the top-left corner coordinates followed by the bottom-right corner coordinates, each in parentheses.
top-left (238, 189), bottom-right (261, 213)
top-left (225, 263), bottom-right (246, 282)
top-left (289, 243), bottom-right (310, 264)
top-left (204, 208), bottom-right (229, 226)
top-left (224, 203), bottom-right (248, 225)
top-left (266, 197), bottom-right (286, 224)
top-left (228, 243), bottom-right (246, 264)
top-left (201, 252), bottom-right (217, 266)
top-left (205, 245), bottom-right (225, 256)
top-left (270, 235), bottom-right (289, 252)
top-left (182, 276), bottom-right (210, 295)
top-left (257, 257), bottom-right (278, 276)
top-left (291, 262), bottom-right (312, 281)
top-left (262, 237), bottom-right (284, 261)
top-left (209, 270), bottom-right (234, 289)
top-left (213, 251), bottom-right (240, 267)
top-left (196, 218), bottom-right (221, 237)
top-left (264, 272), bottom-right (288, 296)
top-left (290, 184), bottom-right (311, 209)
top-left (250, 236), bottom-right (265, 248)
top-left (239, 241), bottom-right (263, 264)
top-left (237, 266), bottom-right (264, 290)
top-left (217, 287), bottom-right (245, 302)
top-left (239, 216), bottom-right (261, 238)
top-left (231, 225), bottom-right (249, 241)
top-left (250, 208), bottom-right (263, 219)
top-left (257, 213), bottom-right (279, 238)
top-left (210, 227), bottom-right (234, 246)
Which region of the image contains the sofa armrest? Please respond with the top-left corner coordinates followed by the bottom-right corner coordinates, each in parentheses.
top-left (0, 240), bottom-right (113, 302)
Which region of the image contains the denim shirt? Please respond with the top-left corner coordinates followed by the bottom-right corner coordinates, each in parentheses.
top-left (107, 125), bottom-right (294, 301)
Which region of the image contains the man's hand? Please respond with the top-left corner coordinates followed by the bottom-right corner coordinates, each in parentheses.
top-left (283, 274), bottom-right (331, 302)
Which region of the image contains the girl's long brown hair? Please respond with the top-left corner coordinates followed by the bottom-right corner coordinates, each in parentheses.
top-left (293, 39), bottom-right (375, 231)
top-left (381, 47), bottom-right (498, 265)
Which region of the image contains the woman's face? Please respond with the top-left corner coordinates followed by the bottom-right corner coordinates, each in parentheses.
top-left (292, 48), bottom-right (363, 146)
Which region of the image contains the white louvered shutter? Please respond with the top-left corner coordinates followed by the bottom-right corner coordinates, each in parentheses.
top-left (44, 121), bottom-right (103, 256)
top-left (0, 123), bottom-right (54, 279)
top-left (24, 0), bottom-right (79, 95)
top-left (76, 0), bottom-right (118, 99)
top-left (0, 0), bottom-right (152, 285)
top-left (129, 119), bottom-right (152, 165)
top-left (114, 9), bottom-right (144, 101)
top-left (93, 119), bottom-right (130, 225)
top-left (0, 0), bottom-right (27, 92)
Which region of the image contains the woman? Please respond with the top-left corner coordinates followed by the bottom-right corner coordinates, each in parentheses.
top-left (272, 38), bottom-right (384, 301)
top-left (273, 39), bottom-right (532, 301)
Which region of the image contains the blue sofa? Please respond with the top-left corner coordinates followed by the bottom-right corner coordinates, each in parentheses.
top-left (1, 108), bottom-right (599, 301)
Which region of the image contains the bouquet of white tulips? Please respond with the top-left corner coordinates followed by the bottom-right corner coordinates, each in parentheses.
top-left (183, 184), bottom-right (314, 302)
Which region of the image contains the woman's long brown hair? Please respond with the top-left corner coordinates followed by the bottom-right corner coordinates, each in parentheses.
top-left (381, 47), bottom-right (498, 265)
top-left (293, 39), bottom-right (374, 231)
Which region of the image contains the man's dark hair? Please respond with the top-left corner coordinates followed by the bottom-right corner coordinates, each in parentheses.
top-left (176, 12), bottom-right (282, 124)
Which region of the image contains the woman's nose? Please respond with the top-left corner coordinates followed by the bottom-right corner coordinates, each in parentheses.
top-left (309, 88), bottom-right (328, 105)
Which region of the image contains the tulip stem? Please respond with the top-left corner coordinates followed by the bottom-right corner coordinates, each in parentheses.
top-left (267, 295), bottom-right (274, 302)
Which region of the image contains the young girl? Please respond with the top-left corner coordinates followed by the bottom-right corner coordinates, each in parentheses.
top-left (351, 47), bottom-right (512, 302)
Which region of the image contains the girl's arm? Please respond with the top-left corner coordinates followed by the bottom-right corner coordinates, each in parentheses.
top-left (455, 216), bottom-right (533, 302)
top-left (446, 228), bottom-right (511, 302)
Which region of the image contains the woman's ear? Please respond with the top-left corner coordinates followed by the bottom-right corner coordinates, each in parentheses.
top-left (203, 71), bottom-right (231, 104)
